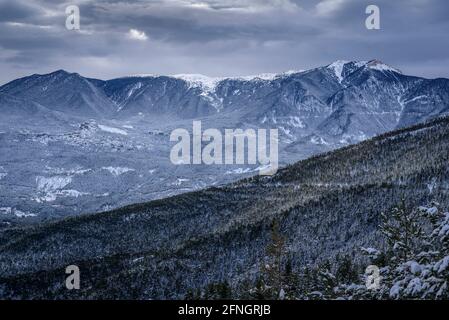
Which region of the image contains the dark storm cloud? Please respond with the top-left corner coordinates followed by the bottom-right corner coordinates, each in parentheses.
top-left (0, 0), bottom-right (448, 84)
top-left (0, 1), bottom-right (41, 22)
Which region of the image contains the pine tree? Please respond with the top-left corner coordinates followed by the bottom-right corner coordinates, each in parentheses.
top-left (258, 220), bottom-right (287, 299)
top-left (380, 199), bottom-right (423, 262)
top-left (343, 202), bottom-right (449, 300)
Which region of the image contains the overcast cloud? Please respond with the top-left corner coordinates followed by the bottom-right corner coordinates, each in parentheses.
top-left (0, 0), bottom-right (448, 84)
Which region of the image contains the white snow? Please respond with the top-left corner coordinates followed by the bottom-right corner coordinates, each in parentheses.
top-left (0, 207), bottom-right (37, 218)
top-left (236, 73), bottom-right (278, 81)
top-left (225, 165), bottom-right (271, 175)
top-left (327, 60), bottom-right (401, 82)
top-left (283, 69), bottom-right (305, 76)
top-left (419, 205), bottom-right (438, 215)
top-left (367, 60), bottom-right (402, 73)
top-left (173, 178), bottom-right (190, 186)
top-left (44, 166), bottom-right (91, 176)
top-left (171, 73), bottom-right (283, 92)
top-left (288, 116), bottom-right (305, 128)
top-left (0, 166), bottom-right (7, 180)
top-left (98, 124), bottom-right (128, 136)
top-left (404, 95), bottom-right (428, 104)
top-left (126, 82), bottom-right (142, 98)
top-left (36, 176), bottom-right (72, 192)
top-left (361, 247), bottom-right (381, 255)
top-left (169, 70), bottom-right (303, 93)
top-left (102, 166), bottom-right (135, 176)
top-left (59, 190), bottom-right (89, 198)
top-left (120, 69), bottom-right (304, 98)
top-left (311, 135), bottom-right (328, 145)
top-left (0, 207), bottom-right (11, 215)
top-left (407, 261), bottom-right (422, 275)
top-left (33, 175), bottom-right (89, 202)
top-left (328, 60), bottom-right (348, 83)
top-left (170, 74), bottom-right (224, 93)
top-left (389, 283), bottom-right (401, 298)
top-left (129, 74), bottom-right (157, 78)
top-left (434, 256), bottom-right (449, 274)
top-left (226, 168), bottom-right (252, 174)
top-left (406, 278), bottom-right (423, 295)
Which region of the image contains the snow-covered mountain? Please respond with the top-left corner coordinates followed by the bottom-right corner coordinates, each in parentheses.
top-left (1, 60), bottom-right (449, 224)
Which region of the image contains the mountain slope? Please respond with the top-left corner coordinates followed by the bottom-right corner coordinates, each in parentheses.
top-left (1, 60), bottom-right (449, 223)
top-left (1, 115), bottom-right (449, 299)
top-left (0, 70), bottom-right (113, 117)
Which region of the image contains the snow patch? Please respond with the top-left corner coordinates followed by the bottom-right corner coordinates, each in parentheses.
top-left (102, 166), bottom-right (135, 176)
top-left (0, 166), bottom-right (7, 180)
top-left (37, 176), bottom-right (72, 192)
top-left (34, 175), bottom-right (89, 202)
top-left (98, 124), bottom-right (128, 136)
top-left (0, 207), bottom-right (37, 218)
top-left (288, 116), bottom-right (305, 128)
top-left (171, 74), bottom-right (224, 93)
top-left (226, 168), bottom-right (252, 174)
top-left (328, 60), bottom-right (348, 83)
top-left (173, 178), bottom-right (190, 186)
top-left (311, 135), bottom-right (328, 145)
top-left (404, 95), bottom-right (428, 104)
top-left (367, 60), bottom-right (402, 74)
top-left (434, 256), bottom-right (449, 274)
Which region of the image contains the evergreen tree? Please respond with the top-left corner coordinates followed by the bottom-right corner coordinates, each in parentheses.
top-left (258, 220), bottom-right (287, 299)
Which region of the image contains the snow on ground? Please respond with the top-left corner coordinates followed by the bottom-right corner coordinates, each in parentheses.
top-left (226, 168), bottom-right (252, 174)
top-left (236, 73), bottom-right (278, 81)
top-left (34, 175), bottom-right (89, 202)
top-left (170, 70), bottom-right (304, 94)
top-left (288, 116), bottom-right (306, 128)
top-left (0, 207), bottom-right (37, 218)
top-left (173, 178), bottom-right (190, 186)
top-left (404, 95), bottom-right (428, 104)
top-left (171, 74), bottom-right (224, 93)
top-left (102, 166), bottom-right (135, 176)
top-left (327, 60), bottom-right (348, 83)
top-left (0, 166), bottom-right (7, 180)
top-left (367, 60), bottom-right (402, 73)
top-left (37, 176), bottom-right (72, 192)
top-left (225, 166), bottom-right (271, 174)
top-left (44, 166), bottom-right (91, 175)
top-left (98, 124), bottom-right (128, 136)
top-left (311, 135), bottom-right (328, 145)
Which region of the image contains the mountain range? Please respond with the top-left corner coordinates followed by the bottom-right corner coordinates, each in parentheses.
top-left (1, 60), bottom-right (449, 225)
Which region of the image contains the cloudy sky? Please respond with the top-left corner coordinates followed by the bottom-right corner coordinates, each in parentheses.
top-left (0, 0), bottom-right (448, 84)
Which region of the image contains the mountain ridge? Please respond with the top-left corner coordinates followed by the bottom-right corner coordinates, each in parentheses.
top-left (1, 60), bottom-right (449, 222)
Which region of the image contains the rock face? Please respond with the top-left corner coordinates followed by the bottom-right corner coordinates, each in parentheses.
top-left (0, 60), bottom-right (449, 223)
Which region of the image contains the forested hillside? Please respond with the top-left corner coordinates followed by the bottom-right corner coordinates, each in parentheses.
top-left (1, 116), bottom-right (449, 299)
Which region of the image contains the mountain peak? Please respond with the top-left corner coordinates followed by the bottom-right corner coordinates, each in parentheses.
top-left (48, 69), bottom-right (72, 76)
top-left (327, 60), bottom-right (351, 83)
top-left (366, 60), bottom-right (402, 73)
top-left (326, 59), bottom-right (401, 82)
